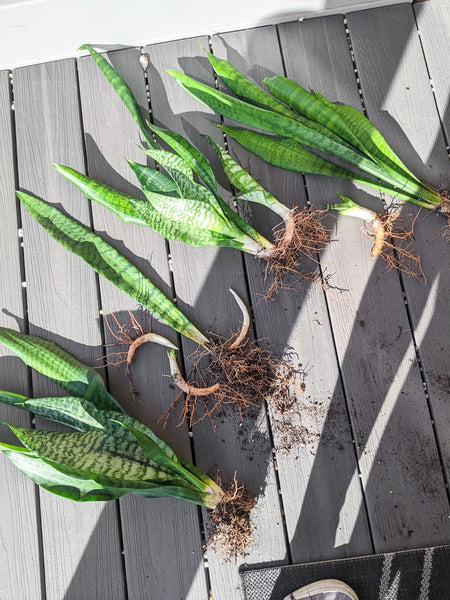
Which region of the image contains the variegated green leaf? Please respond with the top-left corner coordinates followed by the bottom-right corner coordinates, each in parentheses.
top-left (125, 190), bottom-right (249, 250)
top-left (80, 45), bottom-right (156, 150)
top-left (264, 76), bottom-right (439, 205)
top-left (148, 122), bottom-right (218, 193)
top-left (142, 147), bottom-right (194, 181)
top-left (205, 51), bottom-right (350, 148)
top-left (126, 162), bottom-right (179, 195)
top-left (17, 192), bottom-right (208, 346)
top-left (54, 164), bottom-right (146, 225)
top-left (10, 426), bottom-right (192, 490)
top-left (0, 443), bottom-right (132, 501)
top-left (0, 327), bottom-right (119, 411)
top-left (205, 134), bottom-right (282, 211)
top-left (170, 70), bottom-right (440, 209)
top-left (219, 127), bottom-right (431, 206)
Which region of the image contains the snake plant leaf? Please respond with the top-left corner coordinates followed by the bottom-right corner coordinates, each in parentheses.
top-left (16, 192), bottom-right (208, 346)
top-left (205, 51), bottom-right (296, 117)
top-left (126, 163), bottom-right (179, 196)
top-left (140, 193), bottom-right (235, 235)
top-left (0, 392), bottom-right (220, 500)
top-left (54, 164), bottom-right (146, 225)
top-left (218, 127), bottom-right (432, 206)
top-left (126, 161), bottom-right (180, 197)
top-left (0, 443), bottom-right (134, 501)
top-left (142, 147), bottom-right (194, 182)
top-left (0, 327), bottom-right (120, 411)
top-left (264, 76), bottom-right (433, 197)
top-left (168, 71), bottom-right (387, 180)
top-left (204, 134), bottom-right (281, 211)
top-left (147, 122), bottom-right (218, 194)
top-left (127, 194), bottom-right (248, 249)
top-left (0, 394), bottom-right (118, 432)
top-left (205, 51), bottom-right (348, 147)
top-left (170, 70), bottom-right (441, 209)
top-left (0, 390), bottom-right (28, 406)
top-left (9, 426), bottom-right (193, 490)
top-left (80, 44), bottom-right (156, 150)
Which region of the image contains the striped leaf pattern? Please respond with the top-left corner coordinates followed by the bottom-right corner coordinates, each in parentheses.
top-left (169, 55), bottom-right (442, 209)
top-left (80, 45), bottom-right (156, 150)
top-left (0, 327), bottom-right (119, 411)
top-left (17, 192), bottom-right (208, 346)
top-left (0, 329), bottom-right (224, 507)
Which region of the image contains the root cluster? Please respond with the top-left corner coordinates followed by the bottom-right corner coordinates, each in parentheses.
top-left (262, 207), bottom-right (329, 298)
top-left (365, 210), bottom-right (425, 280)
top-left (207, 474), bottom-right (255, 560)
top-left (166, 335), bottom-right (298, 426)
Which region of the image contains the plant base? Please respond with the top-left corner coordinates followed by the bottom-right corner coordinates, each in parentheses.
top-left (366, 210), bottom-right (424, 280)
top-left (207, 474), bottom-right (255, 560)
top-left (262, 207), bottom-right (328, 298)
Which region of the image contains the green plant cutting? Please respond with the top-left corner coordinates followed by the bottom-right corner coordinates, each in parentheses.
top-left (0, 326), bottom-right (253, 557)
top-left (330, 194), bottom-right (423, 278)
top-left (55, 45), bottom-right (328, 297)
top-left (168, 52), bottom-right (448, 217)
top-left (16, 190), bottom-right (294, 423)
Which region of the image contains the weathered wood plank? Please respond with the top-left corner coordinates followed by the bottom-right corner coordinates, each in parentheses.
top-left (348, 0), bottom-right (450, 506)
top-left (0, 70), bottom-right (44, 600)
top-left (13, 60), bottom-right (126, 600)
top-left (278, 13), bottom-right (450, 552)
top-left (414, 0), bottom-right (450, 141)
top-left (211, 26), bottom-right (373, 564)
top-left (145, 36), bottom-right (288, 598)
top-left (77, 47), bottom-right (209, 600)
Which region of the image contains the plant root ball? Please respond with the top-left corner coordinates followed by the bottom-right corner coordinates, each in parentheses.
top-left (207, 474), bottom-right (255, 560)
top-left (262, 207), bottom-right (329, 298)
top-left (165, 335), bottom-right (298, 426)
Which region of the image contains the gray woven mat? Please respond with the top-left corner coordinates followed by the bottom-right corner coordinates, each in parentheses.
top-left (240, 545), bottom-right (449, 600)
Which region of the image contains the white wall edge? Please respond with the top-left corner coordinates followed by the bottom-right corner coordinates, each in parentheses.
top-left (1, 0), bottom-right (412, 70)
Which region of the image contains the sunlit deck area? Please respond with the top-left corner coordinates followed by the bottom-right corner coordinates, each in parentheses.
top-left (0, 1), bottom-right (449, 598)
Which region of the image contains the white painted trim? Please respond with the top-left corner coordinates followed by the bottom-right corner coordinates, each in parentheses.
top-left (0, 0), bottom-right (412, 70)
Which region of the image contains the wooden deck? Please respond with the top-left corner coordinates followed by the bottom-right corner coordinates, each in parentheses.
top-left (0, 2), bottom-right (448, 599)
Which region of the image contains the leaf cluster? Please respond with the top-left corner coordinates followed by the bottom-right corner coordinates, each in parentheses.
top-left (0, 327), bottom-right (223, 507)
top-left (169, 52), bottom-right (442, 210)
top-left (58, 45), bottom-right (291, 257)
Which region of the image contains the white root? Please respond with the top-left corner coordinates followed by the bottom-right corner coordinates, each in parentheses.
top-left (127, 332), bottom-right (178, 366)
top-left (167, 350), bottom-right (219, 396)
top-left (228, 289), bottom-right (251, 350)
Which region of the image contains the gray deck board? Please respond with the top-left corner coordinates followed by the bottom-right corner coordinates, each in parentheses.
top-left (0, 70), bottom-right (44, 600)
top-left (348, 3), bottom-right (450, 484)
top-left (414, 0), bottom-right (450, 141)
top-left (278, 12), bottom-right (450, 552)
top-left (0, 3), bottom-right (448, 599)
top-left (13, 60), bottom-right (126, 600)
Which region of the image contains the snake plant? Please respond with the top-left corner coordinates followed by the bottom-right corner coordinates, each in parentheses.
top-left (0, 327), bottom-right (223, 507)
top-left (17, 190), bottom-right (289, 418)
top-left (169, 52), bottom-right (446, 214)
top-left (54, 45), bottom-right (326, 285)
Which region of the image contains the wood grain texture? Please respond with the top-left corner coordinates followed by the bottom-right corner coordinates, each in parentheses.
top-left (347, 1), bottom-right (450, 506)
top-left (211, 26), bottom-right (373, 564)
top-left (77, 47), bottom-right (208, 600)
top-left (0, 69), bottom-right (44, 600)
top-left (278, 13), bottom-right (449, 552)
top-left (145, 36), bottom-right (288, 599)
top-left (13, 60), bottom-right (126, 600)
